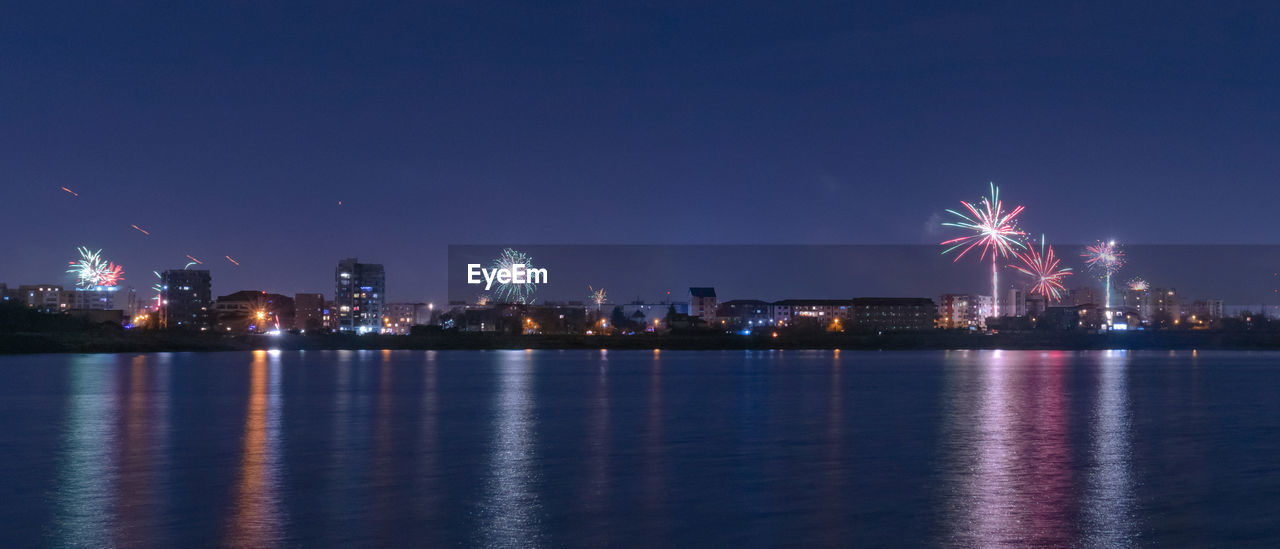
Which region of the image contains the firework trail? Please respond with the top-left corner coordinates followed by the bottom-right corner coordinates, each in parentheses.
top-left (489, 248), bottom-right (539, 304)
top-left (225, 255), bottom-right (240, 266)
top-left (66, 247), bottom-right (124, 289)
top-left (60, 186), bottom-right (79, 197)
top-left (184, 254), bottom-right (203, 269)
top-left (130, 224), bottom-right (151, 235)
top-left (1082, 240), bottom-right (1125, 309)
top-left (152, 271), bottom-right (164, 308)
top-left (1011, 235), bottom-right (1073, 302)
top-left (941, 182), bottom-right (1026, 317)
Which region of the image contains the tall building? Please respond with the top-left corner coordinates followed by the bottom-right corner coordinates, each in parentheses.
top-left (688, 287), bottom-right (717, 323)
top-left (1005, 289), bottom-right (1026, 317)
top-left (336, 258), bottom-right (385, 333)
top-left (294, 293), bottom-right (325, 331)
top-left (160, 270), bottom-right (212, 330)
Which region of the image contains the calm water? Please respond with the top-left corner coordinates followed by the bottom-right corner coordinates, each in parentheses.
top-left (1, 349), bottom-right (1278, 547)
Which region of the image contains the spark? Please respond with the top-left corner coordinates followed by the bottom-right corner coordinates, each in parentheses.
top-left (489, 248), bottom-right (539, 304)
top-left (1127, 277), bottom-right (1149, 292)
top-left (130, 224), bottom-right (151, 235)
top-left (60, 186), bottom-right (79, 197)
top-left (225, 255), bottom-right (240, 266)
top-left (1082, 240), bottom-right (1125, 309)
top-left (1012, 235), bottom-right (1073, 302)
top-left (941, 182), bottom-right (1026, 316)
top-left (66, 246), bottom-right (125, 289)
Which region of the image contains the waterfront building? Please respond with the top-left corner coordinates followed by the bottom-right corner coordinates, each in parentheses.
top-left (336, 258), bottom-right (385, 333)
top-left (19, 284), bottom-right (69, 313)
top-left (619, 302), bottom-right (688, 331)
top-left (294, 293), bottom-right (325, 331)
top-left (385, 302), bottom-right (431, 334)
top-left (160, 270), bottom-right (212, 330)
top-left (689, 287), bottom-right (717, 323)
top-left (1005, 288), bottom-right (1026, 317)
top-left (716, 299), bottom-right (773, 328)
top-left (848, 297), bottom-right (936, 332)
top-left (213, 291), bottom-right (295, 333)
top-left (938, 294), bottom-right (989, 329)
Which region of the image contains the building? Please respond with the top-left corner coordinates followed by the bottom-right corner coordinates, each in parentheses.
top-left (1148, 288), bottom-right (1180, 326)
top-left (160, 270), bottom-right (212, 329)
top-left (1068, 286), bottom-right (1103, 308)
top-left (688, 287), bottom-right (717, 323)
top-left (19, 284), bottom-right (69, 313)
top-left (619, 302), bottom-right (688, 331)
top-left (848, 298), bottom-right (936, 332)
top-left (1187, 299), bottom-right (1224, 323)
top-left (0, 283), bottom-right (21, 304)
top-left (1005, 289), bottom-right (1026, 317)
top-left (716, 299), bottom-right (773, 328)
top-left (335, 258), bottom-right (386, 333)
top-left (938, 294), bottom-right (991, 329)
top-left (213, 291), bottom-right (294, 333)
top-left (294, 293), bottom-right (325, 331)
top-left (1025, 294), bottom-right (1048, 316)
top-left (69, 287), bottom-right (121, 310)
top-left (384, 302), bottom-right (432, 334)
top-left (770, 299), bottom-right (851, 329)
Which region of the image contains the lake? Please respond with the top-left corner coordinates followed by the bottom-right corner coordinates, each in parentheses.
top-left (1, 349), bottom-right (1278, 547)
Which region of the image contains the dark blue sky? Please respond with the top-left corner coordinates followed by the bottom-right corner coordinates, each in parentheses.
top-left (3, 2), bottom-right (1278, 302)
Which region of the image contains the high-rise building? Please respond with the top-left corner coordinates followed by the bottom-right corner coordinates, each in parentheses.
top-left (336, 258), bottom-right (385, 333)
top-left (160, 270), bottom-right (212, 329)
top-left (294, 293), bottom-right (325, 331)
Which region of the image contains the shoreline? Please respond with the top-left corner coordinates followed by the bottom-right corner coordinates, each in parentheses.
top-left (4, 330), bottom-right (1280, 355)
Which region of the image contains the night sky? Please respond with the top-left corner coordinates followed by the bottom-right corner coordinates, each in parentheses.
top-left (3, 2), bottom-right (1279, 303)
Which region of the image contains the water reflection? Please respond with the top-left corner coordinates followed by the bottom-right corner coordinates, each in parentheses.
top-left (112, 354), bottom-right (169, 547)
top-left (941, 351), bottom-right (1104, 547)
top-left (226, 350), bottom-right (284, 546)
top-left (54, 355), bottom-right (118, 547)
top-left (481, 351), bottom-right (542, 548)
top-left (1083, 350), bottom-right (1137, 546)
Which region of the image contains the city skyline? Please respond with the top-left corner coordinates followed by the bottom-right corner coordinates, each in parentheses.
top-left (4, 3), bottom-right (1280, 302)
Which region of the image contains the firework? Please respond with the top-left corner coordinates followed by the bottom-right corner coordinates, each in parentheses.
top-left (1082, 240), bottom-right (1125, 308)
top-left (941, 182), bottom-right (1026, 316)
top-left (225, 255), bottom-right (240, 266)
top-left (66, 247), bottom-right (124, 289)
top-left (588, 285), bottom-right (607, 310)
top-left (1011, 235), bottom-right (1073, 302)
top-left (489, 248), bottom-right (539, 304)
top-left (60, 186), bottom-right (79, 197)
top-left (475, 294), bottom-right (490, 307)
top-left (1127, 277), bottom-right (1149, 292)
top-left (152, 271), bottom-right (164, 308)
top-left (131, 224), bottom-right (150, 235)
top-left (184, 254), bottom-right (203, 269)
